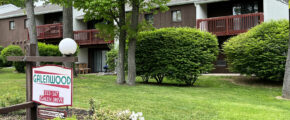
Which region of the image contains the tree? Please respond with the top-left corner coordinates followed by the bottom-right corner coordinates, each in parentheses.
top-left (26, 0), bottom-right (39, 58)
top-left (117, 0), bottom-right (127, 84)
top-left (73, 0), bottom-right (169, 85)
top-left (73, 0), bottom-right (127, 84)
top-left (127, 0), bottom-right (169, 85)
top-left (49, 0), bottom-right (77, 76)
top-left (282, 1), bottom-right (290, 99)
top-left (127, 0), bottom-right (139, 85)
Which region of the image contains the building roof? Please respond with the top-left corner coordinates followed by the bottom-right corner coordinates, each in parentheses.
top-left (0, 4), bottom-right (20, 14)
top-left (0, 4), bottom-right (62, 19)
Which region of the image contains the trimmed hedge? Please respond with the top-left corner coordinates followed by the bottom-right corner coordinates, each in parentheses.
top-left (1, 45), bottom-right (25, 73)
top-left (38, 42), bottom-right (63, 65)
top-left (223, 20), bottom-right (289, 81)
top-left (38, 42), bottom-right (62, 56)
top-left (136, 27), bottom-right (219, 85)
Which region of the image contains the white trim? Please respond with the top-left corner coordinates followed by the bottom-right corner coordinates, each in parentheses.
top-left (194, 0), bottom-right (229, 4)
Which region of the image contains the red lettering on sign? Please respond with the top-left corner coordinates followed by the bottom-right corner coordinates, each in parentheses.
top-left (39, 90), bottom-right (64, 104)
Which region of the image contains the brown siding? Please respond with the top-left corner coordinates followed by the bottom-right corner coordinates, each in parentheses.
top-left (0, 16), bottom-right (27, 47)
top-left (140, 4), bottom-right (196, 28)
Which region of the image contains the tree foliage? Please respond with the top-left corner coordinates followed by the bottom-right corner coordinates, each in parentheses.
top-left (0, 0), bottom-right (26, 7)
top-left (223, 20), bottom-right (289, 81)
top-left (136, 28), bottom-right (219, 85)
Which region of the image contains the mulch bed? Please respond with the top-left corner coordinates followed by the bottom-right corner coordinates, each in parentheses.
top-left (0, 108), bottom-right (89, 120)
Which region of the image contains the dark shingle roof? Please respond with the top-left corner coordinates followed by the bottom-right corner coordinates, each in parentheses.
top-left (0, 4), bottom-right (62, 19)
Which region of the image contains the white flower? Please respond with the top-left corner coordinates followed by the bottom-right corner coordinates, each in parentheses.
top-left (139, 117), bottom-right (145, 120)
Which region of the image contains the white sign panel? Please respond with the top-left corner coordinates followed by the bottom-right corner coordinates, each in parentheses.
top-left (32, 65), bottom-right (73, 107)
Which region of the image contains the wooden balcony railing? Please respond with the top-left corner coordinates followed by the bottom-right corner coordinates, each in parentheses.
top-left (36, 23), bottom-right (63, 39)
top-left (74, 29), bottom-right (113, 45)
top-left (197, 13), bottom-right (264, 36)
top-left (27, 24), bottom-right (113, 45)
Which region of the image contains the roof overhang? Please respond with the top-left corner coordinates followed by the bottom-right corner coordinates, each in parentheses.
top-left (194, 0), bottom-right (229, 4)
top-left (0, 4), bottom-right (62, 20)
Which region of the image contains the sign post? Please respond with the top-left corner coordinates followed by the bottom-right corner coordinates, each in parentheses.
top-left (0, 43), bottom-right (78, 119)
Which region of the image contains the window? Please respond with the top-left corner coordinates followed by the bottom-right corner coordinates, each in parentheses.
top-left (145, 13), bottom-right (154, 24)
top-left (9, 21), bottom-right (15, 30)
top-left (24, 19), bottom-right (28, 28)
top-left (172, 10), bottom-right (182, 22)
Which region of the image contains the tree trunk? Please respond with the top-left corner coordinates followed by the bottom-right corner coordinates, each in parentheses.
top-left (63, 3), bottom-right (73, 38)
top-left (62, 2), bottom-right (77, 76)
top-left (127, 0), bottom-right (139, 86)
top-left (116, 0), bottom-right (126, 84)
top-left (26, 0), bottom-right (39, 65)
top-left (25, 1), bottom-right (38, 119)
top-left (282, 8), bottom-right (290, 99)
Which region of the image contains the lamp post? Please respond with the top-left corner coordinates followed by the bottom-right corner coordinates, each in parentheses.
top-left (59, 38), bottom-right (78, 114)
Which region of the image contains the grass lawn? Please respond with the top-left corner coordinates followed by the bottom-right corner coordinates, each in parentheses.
top-left (0, 68), bottom-right (290, 120)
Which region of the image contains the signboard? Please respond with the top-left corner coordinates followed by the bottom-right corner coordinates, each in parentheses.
top-left (38, 108), bottom-right (67, 119)
top-left (32, 65), bottom-right (73, 107)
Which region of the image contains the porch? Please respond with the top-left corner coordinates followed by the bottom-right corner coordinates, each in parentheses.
top-left (197, 13), bottom-right (264, 36)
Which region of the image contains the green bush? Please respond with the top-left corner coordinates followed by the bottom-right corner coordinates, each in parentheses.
top-left (136, 27), bottom-right (219, 85)
top-left (1, 45), bottom-right (25, 73)
top-left (106, 45), bottom-right (128, 72)
top-left (223, 20), bottom-right (289, 81)
top-left (38, 42), bottom-right (62, 56)
top-left (106, 49), bottom-right (117, 71)
top-left (0, 46), bottom-right (4, 53)
top-left (38, 42), bottom-right (63, 65)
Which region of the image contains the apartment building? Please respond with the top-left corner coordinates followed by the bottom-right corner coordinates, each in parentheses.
top-left (0, 0), bottom-right (288, 73)
top-left (0, 4), bottom-right (111, 73)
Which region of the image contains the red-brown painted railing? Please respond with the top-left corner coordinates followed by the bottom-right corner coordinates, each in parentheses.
top-left (197, 13), bottom-right (264, 36)
top-left (36, 23), bottom-right (63, 39)
top-left (74, 29), bottom-right (113, 45)
top-left (28, 24), bottom-right (112, 45)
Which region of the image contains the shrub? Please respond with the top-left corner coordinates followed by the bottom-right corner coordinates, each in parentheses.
top-left (0, 46), bottom-right (4, 53)
top-left (106, 46), bottom-right (128, 72)
top-left (136, 27), bottom-right (219, 85)
top-left (223, 20), bottom-right (289, 81)
top-left (38, 42), bottom-right (62, 56)
top-left (38, 42), bottom-right (65, 65)
top-left (106, 49), bottom-right (118, 71)
top-left (1, 45), bottom-right (25, 73)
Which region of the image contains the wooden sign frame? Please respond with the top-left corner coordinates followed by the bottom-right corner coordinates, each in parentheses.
top-left (0, 44), bottom-right (78, 120)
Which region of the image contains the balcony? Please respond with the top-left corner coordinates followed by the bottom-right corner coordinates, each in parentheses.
top-left (35, 23), bottom-right (63, 39)
top-left (74, 29), bottom-right (113, 46)
top-left (197, 13), bottom-right (264, 36)
top-left (27, 24), bottom-right (112, 45)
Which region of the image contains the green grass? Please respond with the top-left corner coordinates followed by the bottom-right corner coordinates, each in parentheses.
top-left (1, 68), bottom-right (290, 120)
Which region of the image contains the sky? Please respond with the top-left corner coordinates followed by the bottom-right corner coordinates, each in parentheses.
top-left (34, 0), bottom-right (46, 6)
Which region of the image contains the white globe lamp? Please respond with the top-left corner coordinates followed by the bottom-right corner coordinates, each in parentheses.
top-left (59, 38), bottom-right (78, 55)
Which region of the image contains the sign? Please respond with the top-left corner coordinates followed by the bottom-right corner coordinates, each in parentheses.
top-left (38, 108), bottom-right (67, 119)
top-left (32, 65), bottom-right (73, 107)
